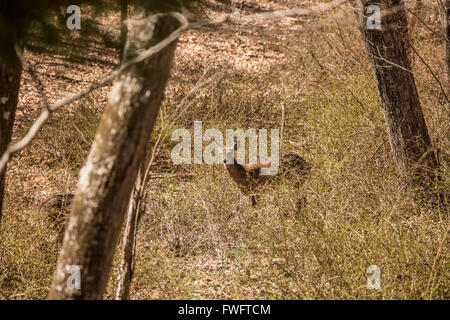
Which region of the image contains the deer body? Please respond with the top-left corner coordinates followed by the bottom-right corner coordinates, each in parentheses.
top-left (224, 160), bottom-right (272, 206)
top-left (222, 143), bottom-right (310, 206)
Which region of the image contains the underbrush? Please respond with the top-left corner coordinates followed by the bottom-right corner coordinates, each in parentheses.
top-left (1, 3), bottom-right (448, 300)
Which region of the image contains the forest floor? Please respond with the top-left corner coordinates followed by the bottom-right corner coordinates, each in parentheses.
top-left (0, 0), bottom-right (448, 299)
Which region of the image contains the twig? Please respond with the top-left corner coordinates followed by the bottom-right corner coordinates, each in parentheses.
top-left (0, 0), bottom-right (349, 172)
top-left (15, 45), bottom-right (51, 112)
top-left (426, 219), bottom-right (450, 299)
top-left (280, 103), bottom-right (285, 154)
top-left (115, 69), bottom-right (224, 299)
top-left (0, 12), bottom-right (190, 172)
top-left (407, 42), bottom-right (449, 104)
top-left (146, 70), bottom-right (225, 185)
top-left (406, 7), bottom-right (447, 41)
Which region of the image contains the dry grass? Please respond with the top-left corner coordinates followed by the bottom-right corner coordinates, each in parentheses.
top-left (0, 1), bottom-right (448, 299)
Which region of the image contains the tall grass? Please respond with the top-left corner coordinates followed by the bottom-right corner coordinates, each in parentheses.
top-left (1, 5), bottom-right (448, 299)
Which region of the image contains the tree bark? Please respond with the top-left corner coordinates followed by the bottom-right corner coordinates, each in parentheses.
top-left (115, 164), bottom-right (146, 300)
top-left (0, 46), bottom-right (23, 224)
top-left (48, 12), bottom-right (179, 299)
top-left (351, 0), bottom-right (439, 185)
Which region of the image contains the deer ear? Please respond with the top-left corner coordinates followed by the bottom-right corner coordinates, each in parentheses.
top-left (234, 141), bottom-right (240, 150)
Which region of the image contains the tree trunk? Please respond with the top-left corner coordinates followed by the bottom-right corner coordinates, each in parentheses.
top-left (0, 46), bottom-right (23, 224)
top-left (48, 12), bottom-right (179, 299)
top-left (115, 164), bottom-right (146, 300)
top-left (351, 0), bottom-right (439, 185)
top-left (119, 0), bottom-right (128, 63)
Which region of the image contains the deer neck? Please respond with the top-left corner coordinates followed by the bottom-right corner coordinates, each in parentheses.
top-left (225, 161), bottom-right (246, 179)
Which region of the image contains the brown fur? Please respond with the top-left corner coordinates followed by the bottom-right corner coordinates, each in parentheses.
top-left (223, 145), bottom-right (311, 206)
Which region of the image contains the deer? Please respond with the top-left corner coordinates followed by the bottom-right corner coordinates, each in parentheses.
top-left (39, 193), bottom-right (75, 242)
top-left (221, 141), bottom-right (311, 207)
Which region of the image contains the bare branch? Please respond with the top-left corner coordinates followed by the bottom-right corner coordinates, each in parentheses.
top-left (0, 0), bottom-right (349, 172)
top-left (407, 42), bottom-right (450, 104)
top-left (0, 12), bottom-right (189, 171)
